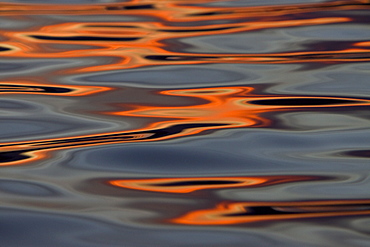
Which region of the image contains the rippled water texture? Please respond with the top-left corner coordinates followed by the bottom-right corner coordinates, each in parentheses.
top-left (1, 0), bottom-right (370, 246)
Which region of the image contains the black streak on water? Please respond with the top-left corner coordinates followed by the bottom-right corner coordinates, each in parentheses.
top-left (280, 52), bottom-right (370, 60)
top-left (106, 4), bottom-right (155, 10)
top-left (85, 25), bottom-right (138, 28)
top-left (226, 204), bottom-right (370, 217)
top-left (188, 11), bottom-right (232, 17)
top-left (225, 206), bottom-right (296, 217)
top-left (0, 123), bottom-right (227, 164)
top-left (160, 27), bottom-right (237, 32)
top-left (145, 55), bottom-right (216, 61)
top-left (0, 151), bottom-right (31, 163)
top-left (30, 35), bottom-right (140, 42)
top-left (341, 150), bottom-right (370, 158)
top-left (0, 85), bottom-right (72, 93)
top-left (155, 180), bottom-right (241, 187)
top-left (0, 46), bottom-right (11, 52)
top-left (248, 98), bottom-right (362, 106)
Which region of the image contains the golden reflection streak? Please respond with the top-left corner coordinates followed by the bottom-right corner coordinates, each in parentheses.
top-left (0, 0), bottom-right (368, 19)
top-left (0, 133), bottom-right (153, 167)
top-left (109, 87), bottom-right (267, 131)
top-left (110, 87), bottom-right (370, 123)
top-left (1, 0), bottom-right (369, 72)
top-left (0, 86), bottom-right (369, 166)
top-left (0, 81), bottom-right (110, 96)
top-left (109, 175), bottom-right (322, 193)
top-left (171, 200), bottom-right (370, 225)
top-left (354, 41), bottom-right (370, 47)
top-left (3, 17), bottom-right (368, 73)
top-left (0, 87), bottom-right (264, 166)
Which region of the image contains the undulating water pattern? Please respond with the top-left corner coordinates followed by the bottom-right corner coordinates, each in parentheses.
top-left (0, 0), bottom-right (370, 246)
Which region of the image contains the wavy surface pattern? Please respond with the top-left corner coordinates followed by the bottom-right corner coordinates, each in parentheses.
top-left (0, 0), bottom-right (370, 246)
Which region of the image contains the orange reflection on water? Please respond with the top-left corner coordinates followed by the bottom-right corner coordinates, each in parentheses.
top-left (0, 80), bottom-right (110, 96)
top-left (0, 0), bottom-right (368, 18)
top-left (109, 87), bottom-right (269, 137)
top-left (0, 132), bottom-right (153, 166)
top-left (1, 0), bottom-right (369, 72)
top-left (0, 86), bottom-right (370, 166)
top-left (109, 175), bottom-right (322, 193)
top-left (0, 86), bottom-right (266, 166)
top-left (2, 16), bottom-right (364, 72)
top-left (171, 200), bottom-right (370, 225)
top-left (109, 86), bottom-right (370, 134)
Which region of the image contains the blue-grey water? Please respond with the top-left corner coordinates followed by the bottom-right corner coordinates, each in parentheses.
top-left (0, 0), bottom-right (370, 246)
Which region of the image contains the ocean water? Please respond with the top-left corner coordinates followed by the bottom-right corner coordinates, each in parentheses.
top-left (0, 0), bottom-right (370, 246)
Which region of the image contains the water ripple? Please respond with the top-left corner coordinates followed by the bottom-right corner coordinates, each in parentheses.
top-left (0, 0), bottom-right (369, 246)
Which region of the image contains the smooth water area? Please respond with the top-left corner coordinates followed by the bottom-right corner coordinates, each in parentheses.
top-left (0, 0), bottom-right (370, 246)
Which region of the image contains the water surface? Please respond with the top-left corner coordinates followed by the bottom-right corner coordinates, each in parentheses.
top-left (0, 0), bottom-right (370, 246)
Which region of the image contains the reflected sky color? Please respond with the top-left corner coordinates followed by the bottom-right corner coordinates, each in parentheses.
top-left (171, 199), bottom-right (370, 225)
top-left (0, 0), bottom-right (370, 246)
top-left (0, 86), bottom-right (369, 166)
top-left (109, 175), bottom-right (323, 193)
